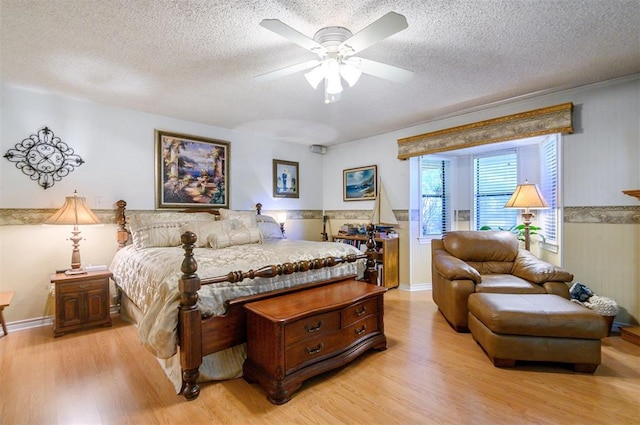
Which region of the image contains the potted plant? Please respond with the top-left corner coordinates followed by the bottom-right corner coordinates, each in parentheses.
top-left (479, 224), bottom-right (545, 244)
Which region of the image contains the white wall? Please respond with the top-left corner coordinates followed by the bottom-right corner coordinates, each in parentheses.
top-left (0, 84), bottom-right (323, 212)
top-left (322, 134), bottom-right (409, 213)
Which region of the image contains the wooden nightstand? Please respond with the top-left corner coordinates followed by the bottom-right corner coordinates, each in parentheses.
top-left (51, 270), bottom-right (112, 337)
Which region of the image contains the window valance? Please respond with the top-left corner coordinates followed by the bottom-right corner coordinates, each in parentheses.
top-left (397, 102), bottom-right (573, 159)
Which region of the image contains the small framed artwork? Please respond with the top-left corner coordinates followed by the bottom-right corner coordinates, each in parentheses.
top-left (343, 165), bottom-right (377, 201)
top-left (273, 159), bottom-right (299, 198)
top-left (155, 130), bottom-right (230, 209)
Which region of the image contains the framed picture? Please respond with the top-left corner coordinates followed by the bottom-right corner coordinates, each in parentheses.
top-left (343, 165), bottom-right (377, 201)
top-left (155, 130), bottom-right (230, 209)
top-left (273, 159), bottom-right (299, 198)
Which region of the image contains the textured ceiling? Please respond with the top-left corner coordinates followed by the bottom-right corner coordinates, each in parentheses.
top-left (2, 0), bottom-right (639, 145)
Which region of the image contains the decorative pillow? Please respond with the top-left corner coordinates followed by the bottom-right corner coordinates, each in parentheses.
top-left (218, 209), bottom-right (258, 229)
top-left (128, 212), bottom-right (215, 230)
top-left (208, 227), bottom-right (263, 249)
top-left (128, 212), bottom-right (217, 249)
top-left (131, 222), bottom-right (183, 249)
top-left (256, 215), bottom-right (284, 239)
top-left (181, 220), bottom-right (237, 248)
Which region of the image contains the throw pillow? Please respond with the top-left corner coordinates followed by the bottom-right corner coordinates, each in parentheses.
top-left (208, 227), bottom-right (262, 249)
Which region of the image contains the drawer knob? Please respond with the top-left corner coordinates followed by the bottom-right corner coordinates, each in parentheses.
top-left (304, 321), bottom-right (323, 333)
top-left (355, 325), bottom-right (367, 335)
top-left (305, 342), bottom-right (324, 355)
top-left (78, 284), bottom-right (90, 290)
top-left (355, 305), bottom-right (367, 316)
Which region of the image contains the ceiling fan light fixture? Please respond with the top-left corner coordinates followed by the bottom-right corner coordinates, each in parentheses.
top-left (257, 12), bottom-right (411, 104)
top-left (304, 65), bottom-right (325, 89)
top-left (339, 61), bottom-right (362, 87)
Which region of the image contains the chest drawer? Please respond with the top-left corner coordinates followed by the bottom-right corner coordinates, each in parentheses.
top-left (285, 313), bottom-right (381, 375)
top-left (342, 297), bottom-right (380, 326)
top-left (344, 314), bottom-right (380, 346)
top-left (285, 311), bottom-right (340, 346)
top-left (285, 330), bottom-right (343, 375)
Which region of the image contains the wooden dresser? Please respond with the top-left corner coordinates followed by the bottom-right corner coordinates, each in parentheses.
top-left (243, 279), bottom-right (387, 404)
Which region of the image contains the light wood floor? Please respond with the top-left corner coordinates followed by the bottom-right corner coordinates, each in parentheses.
top-left (1, 289), bottom-right (638, 425)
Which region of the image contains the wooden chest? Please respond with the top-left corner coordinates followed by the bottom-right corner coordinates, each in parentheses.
top-left (243, 279), bottom-right (387, 404)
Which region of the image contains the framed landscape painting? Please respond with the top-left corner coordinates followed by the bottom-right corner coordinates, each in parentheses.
top-left (155, 130), bottom-right (230, 209)
top-left (273, 159), bottom-right (299, 198)
top-left (343, 165), bottom-right (377, 201)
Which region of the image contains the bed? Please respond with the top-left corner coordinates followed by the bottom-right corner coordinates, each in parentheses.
top-left (110, 200), bottom-right (378, 400)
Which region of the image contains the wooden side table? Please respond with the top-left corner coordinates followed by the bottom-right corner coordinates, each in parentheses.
top-left (51, 270), bottom-right (112, 337)
top-left (0, 291), bottom-right (15, 336)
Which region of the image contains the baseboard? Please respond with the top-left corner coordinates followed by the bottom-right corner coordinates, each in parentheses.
top-left (5, 305), bottom-right (120, 334)
top-left (6, 316), bottom-right (54, 333)
top-left (398, 282), bottom-right (432, 292)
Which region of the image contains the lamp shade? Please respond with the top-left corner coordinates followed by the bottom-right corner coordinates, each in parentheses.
top-left (44, 193), bottom-right (101, 225)
top-left (304, 65), bottom-right (325, 89)
top-left (504, 182), bottom-right (549, 209)
top-left (339, 60), bottom-right (362, 87)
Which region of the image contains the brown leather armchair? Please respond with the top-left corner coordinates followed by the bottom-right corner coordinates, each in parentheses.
top-left (431, 231), bottom-right (573, 332)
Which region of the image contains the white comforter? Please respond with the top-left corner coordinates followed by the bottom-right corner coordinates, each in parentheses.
top-left (110, 239), bottom-right (365, 359)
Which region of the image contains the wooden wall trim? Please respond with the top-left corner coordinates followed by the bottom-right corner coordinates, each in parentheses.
top-left (564, 206), bottom-right (640, 224)
top-left (397, 102), bottom-right (574, 159)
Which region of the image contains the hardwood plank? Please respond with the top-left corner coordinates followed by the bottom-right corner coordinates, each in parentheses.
top-left (1, 290), bottom-right (638, 424)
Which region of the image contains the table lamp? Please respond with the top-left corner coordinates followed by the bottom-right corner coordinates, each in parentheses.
top-left (44, 190), bottom-right (101, 273)
top-left (504, 181), bottom-right (549, 250)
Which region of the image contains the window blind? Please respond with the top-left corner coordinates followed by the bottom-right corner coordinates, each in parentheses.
top-left (539, 136), bottom-right (558, 244)
top-left (474, 150), bottom-right (518, 230)
top-left (420, 157), bottom-right (450, 236)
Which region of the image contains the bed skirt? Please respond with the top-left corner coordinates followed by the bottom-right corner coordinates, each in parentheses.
top-left (119, 291), bottom-right (247, 393)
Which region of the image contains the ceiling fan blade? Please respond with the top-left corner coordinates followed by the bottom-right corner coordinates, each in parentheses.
top-left (260, 19), bottom-right (327, 56)
top-left (339, 12), bottom-right (408, 56)
top-left (255, 60), bottom-right (321, 82)
top-left (357, 58), bottom-right (414, 84)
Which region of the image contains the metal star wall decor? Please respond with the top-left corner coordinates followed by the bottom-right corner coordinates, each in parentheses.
top-left (4, 126), bottom-right (84, 189)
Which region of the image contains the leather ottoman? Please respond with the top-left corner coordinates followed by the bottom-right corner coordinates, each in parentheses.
top-left (468, 293), bottom-right (608, 373)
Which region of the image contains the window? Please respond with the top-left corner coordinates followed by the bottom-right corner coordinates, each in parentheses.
top-left (473, 150), bottom-right (518, 230)
top-left (420, 157), bottom-right (450, 237)
top-left (539, 135), bottom-right (559, 247)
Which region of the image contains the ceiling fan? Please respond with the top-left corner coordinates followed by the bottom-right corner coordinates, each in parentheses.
top-left (255, 12), bottom-right (413, 103)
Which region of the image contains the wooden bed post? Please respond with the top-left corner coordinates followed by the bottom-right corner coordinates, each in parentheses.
top-left (365, 224), bottom-right (379, 285)
top-left (178, 231), bottom-right (203, 401)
